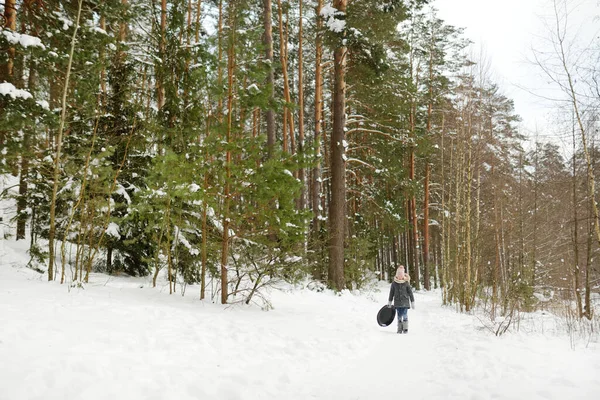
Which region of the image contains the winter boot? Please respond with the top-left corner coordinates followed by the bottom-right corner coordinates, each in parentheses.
top-left (397, 320), bottom-right (403, 334)
top-left (403, 320), bottom-right (409, 334)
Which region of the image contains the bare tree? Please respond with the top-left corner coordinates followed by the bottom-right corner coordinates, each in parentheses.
top-left (532, 0), bottom-right (597, 319)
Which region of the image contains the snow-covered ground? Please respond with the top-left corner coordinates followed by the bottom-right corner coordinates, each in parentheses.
top-left (1, 238), bottom-right (599, 400)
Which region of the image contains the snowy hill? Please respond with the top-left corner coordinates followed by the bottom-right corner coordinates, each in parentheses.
top-left (1, 240), bottom-right (599, 400)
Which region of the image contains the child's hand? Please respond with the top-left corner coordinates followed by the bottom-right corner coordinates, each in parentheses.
top-left (387, 301), bottom-right (393, 308)
top-left (411, 302), bottom-right (415, 310)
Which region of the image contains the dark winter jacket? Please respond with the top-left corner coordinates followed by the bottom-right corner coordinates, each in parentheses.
top-left (388, 278), bottom-right (414, 308)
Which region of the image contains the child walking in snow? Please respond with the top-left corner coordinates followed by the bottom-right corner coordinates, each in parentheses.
top-left (388, 266), bottom-right (415, 334)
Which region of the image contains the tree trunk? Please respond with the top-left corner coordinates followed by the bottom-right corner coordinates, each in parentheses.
top-left (1, 0), bottom-right (16, 81)
top-left (408, 87), bottom-right (419, 288)
top-left (0, 0), bottom-right (17, 148)
top-left (106, 247), bottom-right (113, 274)
top-left (572, 121), bottom-right (583, 316)
top-left (17, 57), bottom-right (36, 240)
top-left (195, 0), bottom-right (202, 42)
top-left (584, 208), bottom-right (592, 320)
top-left (422, 162), bottom-right (430, 289)
top-left (119, 0), bottom-right (128, 46)
top-left (157, 0), bottom-right (167, 110)
top-left (464, 114), bottom-right (473, 311)
top-left (48, 0), bottom-right (84, 281)
top-left (310, 0), bottom-right (324, 280)
top-left (16, 136), bottom-right (29, 240)
top-left (440, 115), bottom-right (447, 301)
top-left (263, 0), bottom-right (275, 155)
top-left (532, 144), bottom-right (538, 287)
top-left (328, 0), bottom-right (347, 291)
top-left (297, 0), bottom-right (305, 209)
top-left (276, 0), bottom-right (293, 153)
top-left (200, 112), bottom-right (210, 300)
top-left (492, 164), bottom-right (500, 320)
top-left (221, 1), bottom-right (236, 304)
top-left (99, 15), bottom-right (107, 108)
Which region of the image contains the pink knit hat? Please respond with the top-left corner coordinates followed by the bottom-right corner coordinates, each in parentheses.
top-left (395, 266), bottom-right (405, 280)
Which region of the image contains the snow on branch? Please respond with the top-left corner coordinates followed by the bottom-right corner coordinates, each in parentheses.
top-left (320, 4), bottom-right (346, 33)
top-left (346, 158), bottom-right (377, 170)
top-left (106, 222), bottom-right (121, 239)
top-left (346, 128), bottom-right (407, 142)
top-left (0, 82), bottom-right (33, 100)
top-left (1, 29), bottom-right (46, 50)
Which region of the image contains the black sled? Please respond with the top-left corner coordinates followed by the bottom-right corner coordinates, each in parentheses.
top-left (376, 305), bottom-right (395, 327)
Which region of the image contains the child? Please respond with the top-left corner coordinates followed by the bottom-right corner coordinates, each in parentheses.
top-left (387, 265), bottom-right (415, 334)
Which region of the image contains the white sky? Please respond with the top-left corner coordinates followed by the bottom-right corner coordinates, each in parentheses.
top-left (434, 0), bottom-right (600, 152)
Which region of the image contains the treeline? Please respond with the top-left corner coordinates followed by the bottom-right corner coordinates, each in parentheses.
top-left (0, 0), bottom-right (596, 318)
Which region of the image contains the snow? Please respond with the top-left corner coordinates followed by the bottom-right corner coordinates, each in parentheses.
top-left (174, 226), bottom-right (199, 256)
top-left (1, 29), bottom-right (46, 49)
top-left (524, 165), bottom-right (536, 175)
top-left (320, 4), bottom-right (338, 19)
top-left (320, 4), bottom-right (346, 33)
top-left (326, 18), bottom-right (346, 33)
top-left (36, 99), bottom-right (50, 110)
top-left (105, 222), bottom-right (121, 239)
top-left (246, 83), bottom-right (260, 93)
top-left (56, 15), bottom-right (73, 31)
top-left (115, 184), bottom-right (132, 205)
top-left (0, 82), bottom-right (33, 100)
top-left (91, 27), bottom-right (108, 35)
top-left (0, 240), bottom-right (599, 400)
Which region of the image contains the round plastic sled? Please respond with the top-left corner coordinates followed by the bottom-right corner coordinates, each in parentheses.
top-left (377, 305), bottom-right (395, 327)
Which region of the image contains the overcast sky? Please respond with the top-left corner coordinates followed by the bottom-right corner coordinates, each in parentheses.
top-left (434, 0), bottom-right (600, 151)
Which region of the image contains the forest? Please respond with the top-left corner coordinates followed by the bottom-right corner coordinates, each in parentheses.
top-left (0, 0), bottom-right (598, 326)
